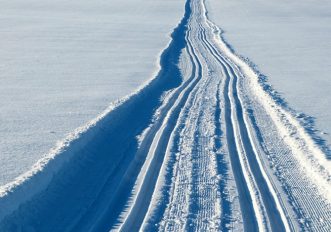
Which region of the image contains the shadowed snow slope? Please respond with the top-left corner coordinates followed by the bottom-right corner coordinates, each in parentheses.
top-left (1, 0), bottom-right (331, 231)
top-left (0, 0), bottom-right (189, 230)
top-left (0, 0), bottom-right (184, 185)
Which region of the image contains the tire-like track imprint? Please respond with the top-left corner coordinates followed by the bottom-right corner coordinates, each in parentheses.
top-left (2, 0), bottom-right (331, 231)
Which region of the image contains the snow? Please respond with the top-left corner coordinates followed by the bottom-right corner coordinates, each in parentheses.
top-left (1, 0), bottom-right (331, 230)
top-left (206, 0), bottom-right (331, 146)
top-left (0, 0), bottom-right (184, 185)
top-left (0, 0), bottom-right (189, 226)
top-left (204, 4), bottom-right (331, 228)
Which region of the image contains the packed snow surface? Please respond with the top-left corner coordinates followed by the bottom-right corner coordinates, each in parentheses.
top-left (1, 0), bottom-right (331, 231)
top-left (0, 0), bottom-right (184, 185)
top-left (206, 0), bottom-right (331, 146)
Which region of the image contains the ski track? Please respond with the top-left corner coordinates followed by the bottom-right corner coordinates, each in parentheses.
top-left (1, 0), bottom-right (331, 231)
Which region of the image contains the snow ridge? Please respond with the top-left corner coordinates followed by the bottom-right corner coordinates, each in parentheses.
top-left (204, 2), bottom-right (331, 230)
top-left (1, 0), bottom-right (331, 231)
top-left (0, 0), bottom-right (189, 230)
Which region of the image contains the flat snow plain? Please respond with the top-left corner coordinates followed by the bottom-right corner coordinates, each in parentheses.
top-left (0, 0), bottom-right (184, 185)
top-left (207, 0), bottom-right (331, 145)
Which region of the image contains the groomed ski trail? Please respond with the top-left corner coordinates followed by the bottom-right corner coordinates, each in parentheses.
top-left (1, 0), bottom-right (331, 231)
